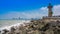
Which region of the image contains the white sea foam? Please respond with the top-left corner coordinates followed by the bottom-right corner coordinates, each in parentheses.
top-left (0, 20), bottom-right (30, 31)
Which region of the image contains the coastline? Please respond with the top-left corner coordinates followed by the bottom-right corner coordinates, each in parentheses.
top-left (0, 20), bottom-right (30, 31)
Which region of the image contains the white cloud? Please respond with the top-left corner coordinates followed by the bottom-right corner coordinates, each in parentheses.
top-left (0, 4), bottom-right (60, 19)
top-left (53, 5), bottom-right (60, 16)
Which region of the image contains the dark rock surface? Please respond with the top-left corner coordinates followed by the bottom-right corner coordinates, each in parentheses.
top-left (1, 20), bottom-right (60, 34)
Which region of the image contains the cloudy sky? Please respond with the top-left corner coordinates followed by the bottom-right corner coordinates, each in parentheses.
top-left (0, 0), bottom-right (60, 19)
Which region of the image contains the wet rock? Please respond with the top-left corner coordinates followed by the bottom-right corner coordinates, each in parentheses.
top-left (10, 26), bottom-right (16, 32)
top-left (2, 29), bottom-right (9, 34)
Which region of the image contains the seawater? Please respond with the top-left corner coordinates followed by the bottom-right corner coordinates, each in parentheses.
top-left (0, 20), bottom-right (30, 30)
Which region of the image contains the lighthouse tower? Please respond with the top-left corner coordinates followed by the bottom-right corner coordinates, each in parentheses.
top-left (48, 3), bottom-right (53, 17)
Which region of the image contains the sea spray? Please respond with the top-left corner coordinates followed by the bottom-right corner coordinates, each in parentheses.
top-left (0, 20), bottom-right (30, 34)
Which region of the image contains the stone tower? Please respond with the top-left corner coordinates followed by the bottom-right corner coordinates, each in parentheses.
top-left (48, 3), bottom-right (53, 17)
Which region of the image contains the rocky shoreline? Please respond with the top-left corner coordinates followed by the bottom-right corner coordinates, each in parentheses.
top-left (0, 19), bottom-right (60, 34)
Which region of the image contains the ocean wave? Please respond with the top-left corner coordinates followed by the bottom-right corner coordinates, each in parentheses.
top-left (0, 20), bottom-right (30, 33)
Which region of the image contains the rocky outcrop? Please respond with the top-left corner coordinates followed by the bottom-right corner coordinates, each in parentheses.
top-left (1, 20), bottom-right (60, 34)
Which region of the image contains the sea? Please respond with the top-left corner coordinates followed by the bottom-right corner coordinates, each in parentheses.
top-left (0, 19), bottom-right (30, 34)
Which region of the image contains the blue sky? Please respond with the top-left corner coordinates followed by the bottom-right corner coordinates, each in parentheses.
top-left (0, 0), bottom-right (60, 19)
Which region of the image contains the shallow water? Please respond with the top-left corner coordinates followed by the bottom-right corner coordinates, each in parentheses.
top-left (0, 20), bottom-right (30, 30)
